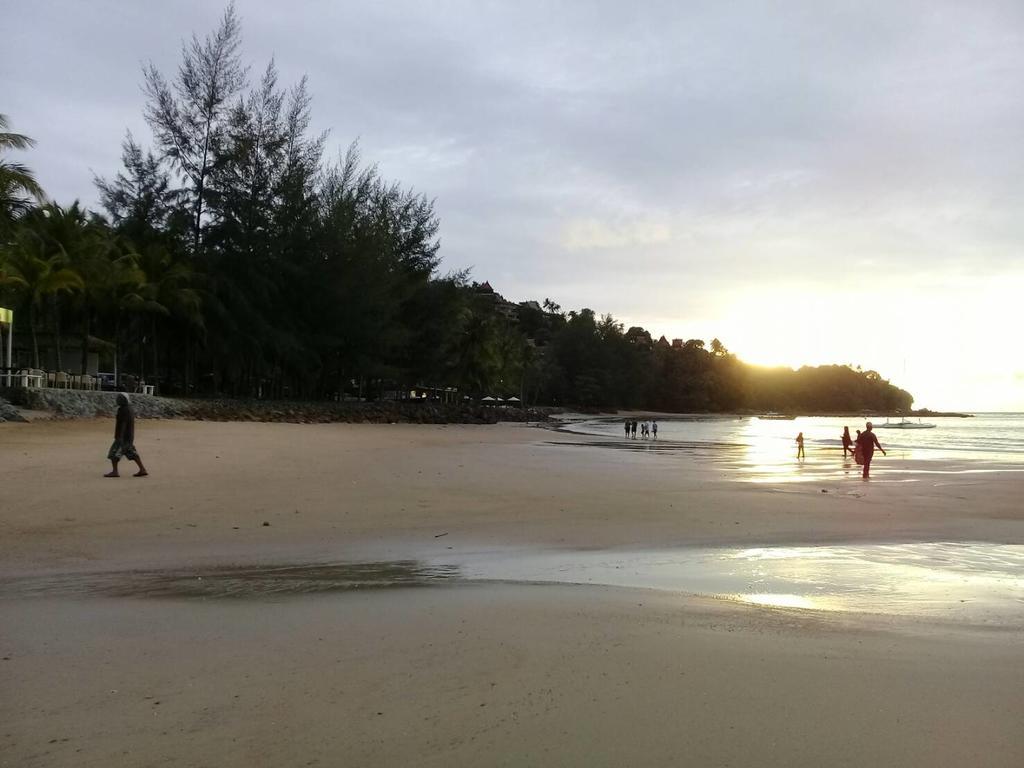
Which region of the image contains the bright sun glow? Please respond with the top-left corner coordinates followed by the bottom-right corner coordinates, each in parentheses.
top-left (651, 272), bottom-right (1024, 412)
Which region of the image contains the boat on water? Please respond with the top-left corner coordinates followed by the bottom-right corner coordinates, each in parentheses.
top-left (757, 412), bottom-right (796, 420)
top-left (875, 417), bottom-right (936, 429)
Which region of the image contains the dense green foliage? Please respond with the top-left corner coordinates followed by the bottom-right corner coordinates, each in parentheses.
top-left (509, 308), bottom-right (911, 413)
top-left (0, 4), bottom-right (913, 414)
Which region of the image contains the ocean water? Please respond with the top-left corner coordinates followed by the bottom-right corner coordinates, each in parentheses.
top-left (556, 412), bottom-right (1024, 481)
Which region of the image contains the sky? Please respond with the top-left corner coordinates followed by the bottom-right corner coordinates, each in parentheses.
top-left (5, 1), bottom-right (1023, 410)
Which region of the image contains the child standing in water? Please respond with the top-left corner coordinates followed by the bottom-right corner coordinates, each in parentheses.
top-left (841, 426), bottom-right (854, 457)
top-left (105, 393), bottom-right (148, 477)
top-left (796, 431), bottom-right (805, 460)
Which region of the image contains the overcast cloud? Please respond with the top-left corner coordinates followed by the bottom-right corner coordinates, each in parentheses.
top-left (6, 1), bottom-right (1024, 408)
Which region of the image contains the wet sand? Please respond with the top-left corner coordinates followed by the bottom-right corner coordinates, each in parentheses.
top-left (5, 587), bottom-right (1024, 768)
top-left (1, 419), bottom-right (1023, 766)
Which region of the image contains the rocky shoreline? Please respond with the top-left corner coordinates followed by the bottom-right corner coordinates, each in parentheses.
top-left (0, 395), bottom-right (25, 423)
top-left (0, 388), bottom-right (551, 425)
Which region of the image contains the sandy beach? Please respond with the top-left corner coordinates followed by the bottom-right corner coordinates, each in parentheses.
top-left (2, 419), bottom-right (1023, 766)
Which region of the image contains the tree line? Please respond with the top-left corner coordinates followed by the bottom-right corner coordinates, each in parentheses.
top-left (0, 4), bottom-right (913, 414)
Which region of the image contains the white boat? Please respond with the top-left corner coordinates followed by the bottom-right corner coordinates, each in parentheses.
top-left (875, 417), bottom-right (936, 429)
top-left (757, 412), bottom-right (796, 420)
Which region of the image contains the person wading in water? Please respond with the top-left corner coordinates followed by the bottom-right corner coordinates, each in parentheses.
top-left (841, 426), bottom-right (855, 458)
top-left (855, 422), bottom-right (886, 479)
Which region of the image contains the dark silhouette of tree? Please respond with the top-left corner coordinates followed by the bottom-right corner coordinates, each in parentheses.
top-left (143, 2), bottom-right (246, 255)
top-left (95, 134), bottom-right (184, 243)
top-left (0, 223), bottom-right (83, 367)
top-left (0, 114), bottom-right (46, 237)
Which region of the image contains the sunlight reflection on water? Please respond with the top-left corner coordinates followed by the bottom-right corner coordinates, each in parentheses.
top-left (555, 414), bottom-right (1024, 482)
top-left (448, 542), bottom-right (1024, 625)
top-left (739, 593), bottom-right (823, 609)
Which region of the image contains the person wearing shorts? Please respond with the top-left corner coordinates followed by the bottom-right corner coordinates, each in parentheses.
top-left (105, 393), bottom-right (148, 477)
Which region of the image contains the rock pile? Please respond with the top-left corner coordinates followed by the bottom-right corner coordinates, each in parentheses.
top-left (0, 396), bottom-right (26, 423)
top-left (185, 399), bottom-right (549, 424)
top-left (0, 387), bottom-right (551, 425)
top-left (3, 388), bottom-right (188, 419)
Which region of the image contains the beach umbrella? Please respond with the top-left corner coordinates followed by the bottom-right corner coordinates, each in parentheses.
top-left (481, 396), bottom-right (496, 402)
top-left (506, 396), bottom-right (521, 403)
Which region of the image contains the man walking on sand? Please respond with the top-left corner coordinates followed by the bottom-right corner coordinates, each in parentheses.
top-left (105, 393), bottom-right (148, 477)
top-left (855, 421), bottom-right (885, 479)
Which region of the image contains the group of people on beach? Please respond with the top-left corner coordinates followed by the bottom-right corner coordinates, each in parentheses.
top-left (797, 422), bottom-right (886, 478)
top-left (624, 419), bottom-right (658, 440)
top-left (100, 395), bottom-right (888, 481)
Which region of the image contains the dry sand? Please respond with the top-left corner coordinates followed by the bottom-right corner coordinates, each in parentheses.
top-left (1, 419), bottom-right (1023, 766)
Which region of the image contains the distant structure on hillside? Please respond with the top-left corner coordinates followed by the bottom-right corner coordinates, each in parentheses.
top-left (471, 282), bottom-right (562, 347)
top-left (472, 281), bottom-right (520, 319)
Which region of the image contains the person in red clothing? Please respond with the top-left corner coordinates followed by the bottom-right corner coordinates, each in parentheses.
top-left (855, 422), bottom-right (886, 479)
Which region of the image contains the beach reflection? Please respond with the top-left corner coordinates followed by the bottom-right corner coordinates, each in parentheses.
top-left (0, 560), bottom-right (460, 599)
top-left (6, 542), bottom-right (1022, 626)
top-left (447, 542), bottom-right (1024, 625)
top-left (725, 418), bottom-right (871, 483)
top-left (738, 593), bottom-right (823, 610)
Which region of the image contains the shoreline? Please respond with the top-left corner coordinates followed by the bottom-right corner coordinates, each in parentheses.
top-left (583, 408), bottom-right (978, 419)
top-left (2, 387), bottom-right (985, 428)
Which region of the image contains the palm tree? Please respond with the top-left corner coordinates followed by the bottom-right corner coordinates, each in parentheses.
top-left (136, 243), bottom-right (203, 389)
top-left (0, 114), bottom-right (45, 233)
top-left (29, 203), bottom-right (109, 373)
top-left (91, 243), bottom-right (155, 385)
top-left (453, 307), bottom-right (500, 397)
top-left (0, 227), bottom-right (83, 367)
